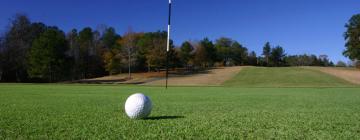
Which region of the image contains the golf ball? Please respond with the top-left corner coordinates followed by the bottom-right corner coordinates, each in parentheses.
top-left (125, 93), bottom-right (152, 119)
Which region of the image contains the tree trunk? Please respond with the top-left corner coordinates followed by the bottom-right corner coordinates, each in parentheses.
top-left (0, 70), bottom-right (2, 81)
top-left (128, 48), bottom-right (131, 79)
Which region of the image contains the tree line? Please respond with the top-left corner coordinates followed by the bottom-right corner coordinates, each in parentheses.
top-left (0, 14), bottom-right (338, 82)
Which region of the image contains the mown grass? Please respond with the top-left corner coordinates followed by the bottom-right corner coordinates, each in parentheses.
top-left (224, 67), bottom-right (355, 87)
top-left (1, 84), bottom-right (360, 139)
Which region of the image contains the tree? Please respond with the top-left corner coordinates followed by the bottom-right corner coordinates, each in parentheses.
top-left (319, 55), bottom-right (331, 66)
top-left (284, 54), bottom-right (336, 67)
top-left (167, 40), bottom-right (180, 68)
top-left (269, 46), bottom-right (286, 66)
top-left (179, 41), bottom-right (194, 67)
top-left (194, 38), bottom-right (216, 67)
top-left (92, 30), bottom-right (107, 77)
top-left (1, 14), bottom-right (46, 82)
top-left (0, 37), bottom-right (3, 81)
top-left (230, 41), bottom-right (248, 65)
top-left (247, 51), bottom-right (257, 66)
top-left (136, 32), bottom-right (154, 71)
top-left (215, 37), bottom-right (232, 66)
top-left (344, 14), bottom-right (360, 61)
top-left (145, 32), bottom-right (168, 71)
top-left (336, 61), bottom-right (347, 67)
top-left (66, 29), bottom-right (81, 79)
top-left (202, 38), bottom-right (216, 67)
top-left (262, 42), bottom-right (271, 66)
top-left (77, 27), bottom-right (93, 78)
top-left (285, 54), bottom-right (312, 66)
top-left (194, 42), bottom-right (207, 67)
top-left (102, 27), bottom-right (120, 49)
top-left (28, 27), bottom-right (68, 82)
top-left (103, 48), bottom-right (122, 75)
top-left (77, 27), bottom-right (105, 78)
top-left (120, 28), bottom-right (139, 79)
top-left (101, 27), bottom-right (122, 75)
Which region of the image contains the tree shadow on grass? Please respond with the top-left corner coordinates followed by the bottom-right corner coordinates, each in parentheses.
top-left (145, 116), bottom-right (185, 120)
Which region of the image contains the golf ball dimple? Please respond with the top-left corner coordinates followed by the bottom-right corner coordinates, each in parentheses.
top-left (125, 93), bottom-right (152, 119)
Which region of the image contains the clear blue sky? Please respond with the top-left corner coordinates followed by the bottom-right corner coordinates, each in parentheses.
top-left (0, 0), bottom-right (359, 62)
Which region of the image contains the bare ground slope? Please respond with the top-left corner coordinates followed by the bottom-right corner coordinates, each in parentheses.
top-left (71, 72), bottom-right (165, 84)
top-left (304, 67), bottom-right (360, 85)
top-left (72, 66), bottom-right (243, 86)
top-left (144, 66), bottom-right (243, 86)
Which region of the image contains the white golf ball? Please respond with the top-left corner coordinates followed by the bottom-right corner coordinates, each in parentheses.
top-left (125, 93), bottom-right (152, 119)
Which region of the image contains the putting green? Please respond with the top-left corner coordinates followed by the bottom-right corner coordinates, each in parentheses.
top-left (0, 84), bottom-right (360, 139)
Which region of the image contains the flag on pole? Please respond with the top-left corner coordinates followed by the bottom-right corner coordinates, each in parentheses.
top-left (166, 0), bottom-right (172, 89)
top-left (167, 0), bottom-right (172, 52)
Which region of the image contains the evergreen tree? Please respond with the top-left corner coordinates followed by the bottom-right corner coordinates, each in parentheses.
top-left (270, 46), bottom-right (286, 66)
top-left (262, 42), bottom-right (271, 66)
top-left (344, 14), bottom-right (360, 61)
top-left (230, 41), bottom-right (248, 65)
top-left (28, 27), bottom-right (68, 82)
top-left (215, 37), bottom-right (232, 66)
top-left (179, 41), bottom-right (194, 67)
top-left (247, 51), bottom-right (257, 66)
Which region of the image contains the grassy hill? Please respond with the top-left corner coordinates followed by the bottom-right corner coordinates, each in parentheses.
top-left (223, 67), bottom-right (355, 87)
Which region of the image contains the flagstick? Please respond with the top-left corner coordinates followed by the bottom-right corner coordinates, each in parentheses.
top-left (166, 0), bottom-right (172, 89)
top-left (166, 50), bottom-right (169, 89)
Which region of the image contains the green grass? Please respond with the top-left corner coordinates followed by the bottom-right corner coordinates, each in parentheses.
top-left (1, 84), bottom-right (360, 139)
top-left (224, 67), bottom-right (355, 87)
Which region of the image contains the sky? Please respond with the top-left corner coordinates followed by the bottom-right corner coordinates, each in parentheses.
top-left (0, 0), bottom-right (359, 62)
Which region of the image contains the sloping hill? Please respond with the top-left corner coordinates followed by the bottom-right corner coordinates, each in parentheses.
top-left (144, 67), bottom-right (243, 86)
top-left (304, 67), bottom-right (360, 85)
top-left (72, 67), bottom-right (243, 86)
top-left (223, 67), bottom-right (356, 87)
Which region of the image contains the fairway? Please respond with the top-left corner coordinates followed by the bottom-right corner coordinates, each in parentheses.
top-left (1, 84), bottom-right (360, 139)
top-left (224, 67), bottom-right (355, 87)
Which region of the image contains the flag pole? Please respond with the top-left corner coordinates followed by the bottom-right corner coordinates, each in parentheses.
top-left (166, 0), bottom-right (172, 89)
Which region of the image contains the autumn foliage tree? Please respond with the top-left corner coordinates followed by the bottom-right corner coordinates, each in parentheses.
top-left (101, 27), bottom-right (122, 75)
top-left (103, 48), bottom-right (122, 75)
top-left (145, 32), bottom-right (167, 71)
top-left (119, 28), bottom-right (140, 78)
